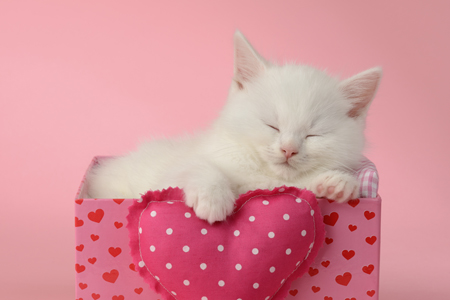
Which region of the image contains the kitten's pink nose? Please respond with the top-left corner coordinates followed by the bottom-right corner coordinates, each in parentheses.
top-left (281, 147), bottom-right (298, 159)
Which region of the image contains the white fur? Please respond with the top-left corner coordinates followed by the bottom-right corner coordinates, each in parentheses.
top-left (86, 31), bottom-right (382, 223)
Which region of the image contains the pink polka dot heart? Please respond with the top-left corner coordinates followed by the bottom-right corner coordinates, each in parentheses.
top-left (127, 187), bottom-right (325, 300)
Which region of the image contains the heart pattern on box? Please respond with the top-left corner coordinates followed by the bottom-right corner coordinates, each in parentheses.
top-left (127, 187), bottom-right (325, 300)
top-left (75, 191), bottom-right (380, 300)
top-left (293, 197), bottom-right (380, 299)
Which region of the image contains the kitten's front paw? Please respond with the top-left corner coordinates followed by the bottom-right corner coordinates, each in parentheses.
top-left (184, 184), bottom-right (236, 224)
top-left (308, 170), bottom-right (360, 203)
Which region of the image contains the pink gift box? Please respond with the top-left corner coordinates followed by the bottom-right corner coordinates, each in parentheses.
top-left (75, 157), bottom-right (381, 300)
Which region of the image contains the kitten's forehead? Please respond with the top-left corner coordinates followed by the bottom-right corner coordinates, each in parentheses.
top-left (261, 65), bottom-right (344, 126)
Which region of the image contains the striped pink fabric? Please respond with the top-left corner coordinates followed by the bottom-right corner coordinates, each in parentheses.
top-left (356, 157), bottom-right (379, 198)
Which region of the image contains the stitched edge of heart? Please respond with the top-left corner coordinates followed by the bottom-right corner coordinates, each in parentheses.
top-left (127, 186), bottom-right (325, 300)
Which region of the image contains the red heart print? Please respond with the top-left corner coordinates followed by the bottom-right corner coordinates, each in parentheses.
top-left (324, 297), bottom-right (333, 300)
top-left (311, 286), bottom-right (320, 293)
top-left (76, 244), bottom-right (84, 252)
top-left (90, 234), bottom-right (99, 241)
top-left (92, 293), bottom-right (100, 300)
top-left (323, 212), bottom-right (339, 226)
top-left (321, 261), bottom-right (330, 268)
top-left (129, 263), bottom-right (136, 271)
top-left (134, 288), bottom-right (143, 294)
top-left (327, 199), bottom-right (334, 203)
top-left (75, 217), bottom-right (84, 227)
top-left (362, 264), bottom-right (374, 274)
top-left (365, 236), bottom-right (377, 245)
top-left (348, 224), bottom-right (357, 232)
top-left (345, 298), bottom-right (356, 300)
top-left (367, 290), bottom-right (376, 297)
top-left (75, 264), bottom-right (85, 273)
top-left (113, 199), bottom-right (124, 205)
top-left (335, 272), bottom-right (352, 286)
top-left (289, 289), bottom-right (298, 296)
top-left (108, 247), bottom-right (122, 257)
top-left (88, 257), bottom-right (97, 264)
top-left (347, 199), bottom-right (360, 207)
top-left (342, 250), bottom-right (355, 260)
top-left (325, 237), bottom-right (333, 245)
top-left (308, 267), bottom-right (319, 276)
top-left (88, 209), bottom-right (104, 223)
top-left (364, 211), bottom-right (375, 220)
top-left (79, 283), bottom-right (87, 290)
top-left (114, 222), bottom-right (123, 229)
top-left (112, 296), bottom-right (124, 300)
top-left (102, 269), bottom-right (119, 283)
top-left (75, 199), bottom-right (83, 205)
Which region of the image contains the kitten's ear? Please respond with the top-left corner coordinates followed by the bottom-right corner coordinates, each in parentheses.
top-left (340, 67), bottom-right (382, 118)
top-left (233, 30), bottom-right (267, 89)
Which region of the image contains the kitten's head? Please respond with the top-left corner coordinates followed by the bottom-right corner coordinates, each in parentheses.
top-left (217, 31), bottom-right (382, 180)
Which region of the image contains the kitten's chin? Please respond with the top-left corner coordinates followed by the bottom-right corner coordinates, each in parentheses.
top-left (270, 162), bottom-right (299, 181)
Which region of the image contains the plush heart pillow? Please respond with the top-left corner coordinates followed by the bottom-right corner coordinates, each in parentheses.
top-left (127, 186), bottom-right (325, 300)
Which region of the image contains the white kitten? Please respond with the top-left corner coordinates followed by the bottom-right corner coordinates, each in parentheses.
top-left (86, 31), bottom-right (382, 224)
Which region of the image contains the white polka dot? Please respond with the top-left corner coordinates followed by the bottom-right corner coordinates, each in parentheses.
top-left (252, 248), bottom-right (259, 255)
top-left (183, 280), bottom-right (190, 286)
top-left (253, 283), bottom-right (259, 289)
top-left (150, 211), bottom-right (157, 217)
top-left (286, 248), bottom-right (292, 255)
top-left (155, 276), bottom-right (160, 280)
top-left (167, 201), bottom-right (173, 204)
top-left (137, 198), bottom-right (143, 203)
top-left (166, 263), bottom-right (172, 269)
top-left (139, 227), bottom-right (142, 234)
top-left (235, 264), bottom-right (242, 271)
top-left (268, 232), bottom-right (275, 238)
top-left (283, 214), bottom-right (290, 220)
top-left (150, 245), bottom-right (155, 252)
top-left (311, 210), bottom-right (315, 216)
top-left (270, 266), bottom-right (275, 273)
top-left (262, 200), bottom-right (269, 205)
top-left (172, 291), bottom-right (177, 295)
top-left (166, 228), bottom-right (173, 235)
top-left (200, 263), bottom-right (207, 270)
top-left (296, 198), bottom-right (302, 203)
top-left (278, 187), bottom-right (285, 192)
top-left (183, 245), bottom-right (190, 252)
top-left (234, 230), bottom-right (240, 237)
top-left (301, 230), bottom-right (307, 236)
top-left (265, 297), bottom-right (270, 300)
top-left (249, 216), bottom-right (255, 222)
top-left (201, 228), bottom-right (207, 235)
top-left (185, 212), bottom-right (191, 218)
top-left (218, 280), bottom-right (225, 287)
top-left (139, 261), bottom-right (145, 268)
top-left (202, 297), bottom-right (208, 300)
top-left (218, 245), bottom-right (224, 252)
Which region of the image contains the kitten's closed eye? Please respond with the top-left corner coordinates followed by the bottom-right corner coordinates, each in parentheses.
top-left (267, 124), bottom-right (280, 132)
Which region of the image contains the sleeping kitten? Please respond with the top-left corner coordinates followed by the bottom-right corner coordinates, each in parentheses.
top-left (86, 31), bottom-right (382, 224)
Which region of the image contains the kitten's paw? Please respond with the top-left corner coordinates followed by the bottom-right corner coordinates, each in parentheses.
top-left (184, 184), bottom-right (236, 224)
top-left (308, 170), bottom-right (360, 203)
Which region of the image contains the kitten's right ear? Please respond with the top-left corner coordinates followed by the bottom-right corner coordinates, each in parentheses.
top-left (233, 30), bottom-right (267, 89)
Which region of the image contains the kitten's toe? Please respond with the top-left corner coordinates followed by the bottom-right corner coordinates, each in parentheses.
top-left (309, 170), bottom-right (360, 202)
top-left (184, 186), bottom-right (235, 224)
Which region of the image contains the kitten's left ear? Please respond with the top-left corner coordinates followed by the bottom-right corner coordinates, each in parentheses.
top-left (233, 30), bottom-right (267, 89)
top-left (339, 67), bottom-right (382, 118)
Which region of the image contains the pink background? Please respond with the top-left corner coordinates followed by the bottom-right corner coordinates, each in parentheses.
top-left (1, 1), bottom-right (449, 299)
